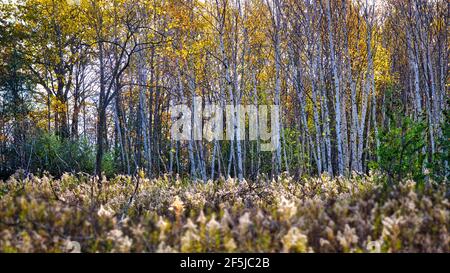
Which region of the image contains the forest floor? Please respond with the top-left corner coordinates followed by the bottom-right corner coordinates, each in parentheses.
top-left (0, 172), bottom-right (448, 253)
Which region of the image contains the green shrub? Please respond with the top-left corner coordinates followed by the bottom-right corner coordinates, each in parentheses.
top-left (101, 150), bottom-right (117, 178)
top-left (371, 117), bottom-right (427, 183)
top-left (29, 133), bottom-right (96, 176)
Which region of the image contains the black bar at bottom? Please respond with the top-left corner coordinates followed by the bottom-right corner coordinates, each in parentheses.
top-left (0, 253), bottom-right (446, 272)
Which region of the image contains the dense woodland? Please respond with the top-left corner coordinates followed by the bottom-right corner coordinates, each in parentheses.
top-left (0, 0), bottom-right (449, 254)
top-left (0, 0), bottom-right (448, 182)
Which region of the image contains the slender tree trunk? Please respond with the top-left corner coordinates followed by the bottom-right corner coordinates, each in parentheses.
top-left (326, 0), bottom-right (344, 176)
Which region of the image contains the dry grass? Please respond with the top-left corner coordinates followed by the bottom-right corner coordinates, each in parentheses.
top-left (0, 171), bottom-right (448, 253)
